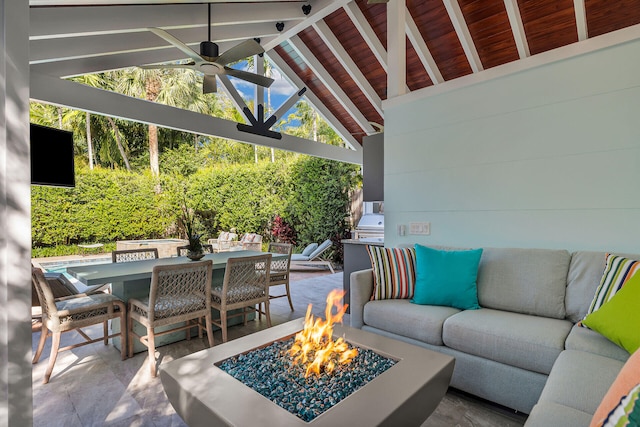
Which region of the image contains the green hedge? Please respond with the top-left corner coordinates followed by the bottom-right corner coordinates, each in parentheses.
top-left (32, 157), bottom-right (360, 263)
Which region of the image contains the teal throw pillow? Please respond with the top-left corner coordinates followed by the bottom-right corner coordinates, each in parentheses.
top-left (411, 244), bottom-right (483, 310)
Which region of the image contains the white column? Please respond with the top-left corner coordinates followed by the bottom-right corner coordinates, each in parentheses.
top-left (387, 0), bottom-right (407, 98)
top-left (0, 0), bottom-right (33, 425)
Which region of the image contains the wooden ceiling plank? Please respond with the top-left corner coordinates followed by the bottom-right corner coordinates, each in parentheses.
top-left (406, 8), bottom-right (443, 84)
top-left (267, 49), bottom-right (362, 152)
top-left (442, 0), bottom-right (484, 72)
top-left (503, 0), bottom-right (531, 58)
top-left (312, 19), bottom-right (383, 116)
top-left (388, 0), bottom-right (407, 97)
top-left (30, 3), bottom-right (302, 38)
top-left (262, 0), bottom-right (353, 51)
top-left (344, 2), bottom-right (388, 72)
top-left (30, 72), bottom-right (361, 164)
top-left (288, 35), bottom-right (376, 135)
top-left (574, 0), bottom-right (588, 41)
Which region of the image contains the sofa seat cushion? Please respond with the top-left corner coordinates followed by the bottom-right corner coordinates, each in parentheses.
top-left (538, 350), bottom-right (623, 415)
top-left (362, 299), bottom-right (459, 346)
top-left (565, 325), bottom-right (630, 362)
top-left (442, 308), bottom-right (572, 374)
top-left (476, 247), bottom-right (570, 319)
top-left (525, 401), bottom-right (593, 427)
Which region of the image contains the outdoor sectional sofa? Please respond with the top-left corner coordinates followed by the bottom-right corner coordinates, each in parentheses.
top-left (350, 246), bottom-right (640, 425)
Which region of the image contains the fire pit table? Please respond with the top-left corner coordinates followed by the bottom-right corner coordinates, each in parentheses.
top-left (161, 319), bottom-right (455, 427)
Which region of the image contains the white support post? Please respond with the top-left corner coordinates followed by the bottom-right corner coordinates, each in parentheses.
top-left (387, 0), bottom-right (407, 98)
top-left (1, 0), bottom-right (33, 425)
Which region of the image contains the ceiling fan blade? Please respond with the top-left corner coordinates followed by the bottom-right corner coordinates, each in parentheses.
top-left (139, 62), bottom-right (196, 70)
top-left (148, 27), bottom-right (204, 64)
top-left (223, 67), bottom-right (275, 88)
top-left (215, 39), bottom-right (265, 66)
top-left (203, 75), bottom-right (217, 94)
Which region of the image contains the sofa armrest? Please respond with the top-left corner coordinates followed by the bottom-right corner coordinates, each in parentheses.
top-left (350, 268), bottom-right (373, 329)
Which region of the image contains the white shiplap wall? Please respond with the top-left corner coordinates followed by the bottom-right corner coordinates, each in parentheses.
top-left (383, 37), bottom-right (640, 253)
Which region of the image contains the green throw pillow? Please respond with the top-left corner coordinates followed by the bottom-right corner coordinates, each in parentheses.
top-left (582, 272), bottom-right (640, 354)
top-left (411, 244), bottom-right (483, 310)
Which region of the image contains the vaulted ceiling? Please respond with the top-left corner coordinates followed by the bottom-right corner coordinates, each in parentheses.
top-left (29, 0), bottom-right (640, 161)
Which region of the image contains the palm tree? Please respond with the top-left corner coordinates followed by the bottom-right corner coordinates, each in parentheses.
top-left (114, 67), bottom-right (215, 176)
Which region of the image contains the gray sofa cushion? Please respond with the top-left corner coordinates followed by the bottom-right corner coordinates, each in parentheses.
top-left (525, 401), bottom-right (593, 427)
top-left (442, 308), bottom-right (572, 375)
top-left (565, 250), bottom-right (640, 323)
top-left (564, 324), bottom-right (630, 362)
top-left (476, 247), bottom-right (570, 319)
top-left (537, 350), bottom-right (623, 415)
top-left (362, 299), bottom-right (459, 346)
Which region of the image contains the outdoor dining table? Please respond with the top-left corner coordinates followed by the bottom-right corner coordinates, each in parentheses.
top-left (67, 250), bottom-right (285, 353)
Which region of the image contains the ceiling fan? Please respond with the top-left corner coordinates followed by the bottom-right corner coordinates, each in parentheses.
top-left (140, 5), bottom-right (274, 94)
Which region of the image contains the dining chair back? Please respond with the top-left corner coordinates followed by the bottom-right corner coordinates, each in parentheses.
top-left (211, 254), bottom-right (272, 342)
top-left (31, 266), bottom-right (127, 383)
top-left (112, 248), bottom-right (159, 263)
top-left (266, 242), bottom-right (294, 312)
top-left (127, 260), bottom-right (214, 376)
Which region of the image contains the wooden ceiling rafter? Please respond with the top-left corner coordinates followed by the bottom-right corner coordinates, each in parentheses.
top-left (312, 19), bottom-right (384, 116)
top-left (503, 0), bottom-right (531, 58)
top-left (406, 8), bottom-right (443, 85)
top-left (574, 0), bottom-right (588, 41)
top-left (288, 34), bottom-right (375, 135)
top-left (443, 0), bottom-right (484, 73)
top-left (344, 1), bottom-right (388, 71)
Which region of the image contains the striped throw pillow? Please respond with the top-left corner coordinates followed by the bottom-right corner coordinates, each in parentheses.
top-left (600, 383), bottom-right (640, 427)
top-left (366, 246), bottom-right (416, 300)
top-left (582, 254), bottom-right (640, 325)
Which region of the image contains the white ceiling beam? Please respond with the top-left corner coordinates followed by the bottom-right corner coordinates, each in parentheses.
top-left (262, 0), bottom-right (353, 51)
top-left (387, 0), bottom-right (406, 97)
top-left (343, 2), bottom-right (388, 72)
top-left (30, 72), bottom-right (361, 164)
top-left (503, 0), bottom-right (530, 58)
top-left (312, 19), bottom-right (383, 116)
top-left (30, 41), bottom-right (240, 77)
top-left (405, 6), bottom-right (443, 85)
top-left (217, 74), bottom-right (252, 123)
top-left (574, 0), bottom-right (588, 41)
top-left (267, 50), bottom-right (362, 152)
top-left (30, 3), bottom-right (302, 38)
top-left (442, 0), bottom-right (484, 72)
top-left (30, 22), bottom-right (280, 63)
top-left (288, 35), bottom-right (375, 136)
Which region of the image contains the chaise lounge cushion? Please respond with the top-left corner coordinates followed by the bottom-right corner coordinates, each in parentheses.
top-left (363, 299), bottom-right (459, 346)
top-left (301, 243), bottom-right (318, 256)
top-left (476, 247), bottom-right (570, 319)
top-left (443, 308), bottom-right (572, 375)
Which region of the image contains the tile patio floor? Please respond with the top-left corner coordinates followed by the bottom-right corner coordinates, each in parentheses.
top-left (32, 268), bottom-right (527, 426)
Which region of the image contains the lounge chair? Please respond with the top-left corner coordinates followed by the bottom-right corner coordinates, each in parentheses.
top-left (207, 231), bottom-right (238, 252)
top-left (290, 239), bottom-right (334, 273)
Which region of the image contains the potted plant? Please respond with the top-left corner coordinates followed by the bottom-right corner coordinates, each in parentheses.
top-left (179, 200), bottom-right (204, 260)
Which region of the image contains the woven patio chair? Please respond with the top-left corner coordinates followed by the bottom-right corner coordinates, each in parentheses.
top-left (207, 231), bottom-right (238, 252)
top-left (236, 233), bottom-right (263, 251)
top-left (211, 254), bottom-right (272, 342)
top-left (31, 266), bottom-right (127, 384)
top-left (112, 248), bottom-right (159, 263)
top-left (128, 260), bottom-right (214, 376)
top-left (266, 242), bottom-right (294, 311)
top-left (176, 244), bottom-right (214, 257)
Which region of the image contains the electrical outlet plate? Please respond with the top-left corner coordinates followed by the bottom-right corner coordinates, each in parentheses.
top-left (409, 222), bottom-right (430, 235)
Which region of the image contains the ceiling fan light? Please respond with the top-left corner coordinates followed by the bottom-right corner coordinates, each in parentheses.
top-left (200, 41), bottom-right (219, 58)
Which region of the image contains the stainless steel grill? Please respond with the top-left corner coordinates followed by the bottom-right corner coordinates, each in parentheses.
top-left (353, 213), bottom-right (384, 239)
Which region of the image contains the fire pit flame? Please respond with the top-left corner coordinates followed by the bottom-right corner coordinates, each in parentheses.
top-left (288, 289), bottom-right (358, 377)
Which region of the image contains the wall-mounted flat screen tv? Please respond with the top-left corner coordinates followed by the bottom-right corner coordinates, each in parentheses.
top-left (30, 123), bottom-right (75, 188)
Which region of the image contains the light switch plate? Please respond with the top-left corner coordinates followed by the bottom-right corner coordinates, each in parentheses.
top-left (409, 222), bottom-right (431, 235)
